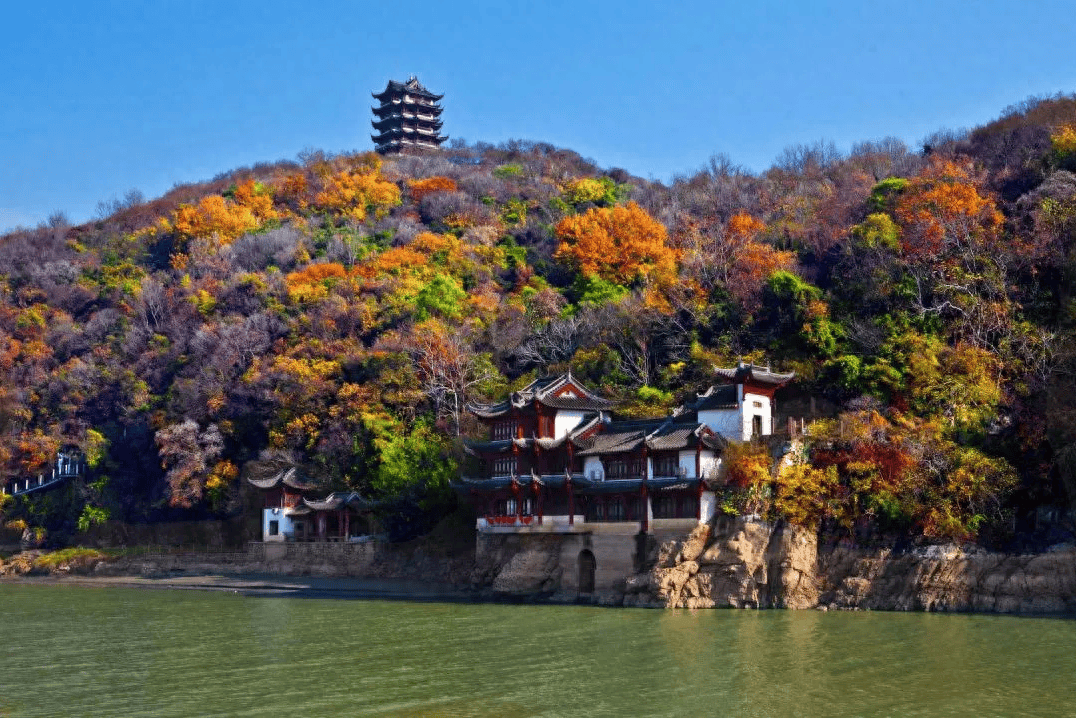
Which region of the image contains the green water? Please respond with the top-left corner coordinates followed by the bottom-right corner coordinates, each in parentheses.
top-left (1, 584), bottom-right (1074, 717)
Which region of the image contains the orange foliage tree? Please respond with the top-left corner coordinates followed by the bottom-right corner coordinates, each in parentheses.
top-left (285, 262), bottom-right (349, 303)
top-left (554, 202), bottom-right (677, 286)
top-left (894, 159), bottom-right (1004, 262)
top-left (676, 210), bottom-right (795, 312)
top-left (408, 176), bottom-right (457, 202)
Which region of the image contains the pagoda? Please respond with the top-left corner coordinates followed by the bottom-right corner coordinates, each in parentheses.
top-left (371, 75), bottom-right (447, 154)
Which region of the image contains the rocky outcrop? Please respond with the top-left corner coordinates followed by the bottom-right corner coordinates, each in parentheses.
top-left (642, 517), bottom-right (817, 609)
top-left (819, 543), bottom-right (1076, 613)
top-left (638, 519), bottom-right (1076, 613)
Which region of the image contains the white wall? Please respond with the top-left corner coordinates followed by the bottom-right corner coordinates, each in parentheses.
top-left (554, 410), bottom-right (587, 439)
top-left (699, 450), bottom-right (720, 479)
top-left (699, 393), bottom-right (773, 441)
top-left (699, 491), bottom-right (717, 524)
top-left (678, 450), bottom-right (696, 478)
top-left (262, 508), bottom-right (297, 542)
top-left (699, 408), bottom-right (742, 441)
top-left (742, 392), bottom-right (772, 439)
top-left (583, 456), bottom-right (604, 481)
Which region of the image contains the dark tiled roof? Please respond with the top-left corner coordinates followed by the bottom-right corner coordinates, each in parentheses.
top-left (519, 372), bottom-right (613, 408)
top-left (645, 423), bottom-right (703, 451)
top-left (372, 77), bottom-right (444, 100)
top-left (692, 384), bottom-right (739, 411)
top-left (573, 418), bottom-right (668, 456)
top-left (714, 363), bottom-right (795, 386)
top-left (465, 439), bottom-right (515, 453)
top-left (469, 373), bottom-right (612, 419)
top-left (302, 492), bottom-right (377, 512)
top-left (539, 394), bottom-right (614, 411)
top-left (467, 400), bottom-right (511, 418)
top-left (247, 467), bottom-right (317, 491)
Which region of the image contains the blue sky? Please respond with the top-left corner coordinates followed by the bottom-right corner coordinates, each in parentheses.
top-left (2, 0), bottom-right (1074, 232)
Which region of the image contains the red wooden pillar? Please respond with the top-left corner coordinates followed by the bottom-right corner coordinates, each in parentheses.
top-left (695, 440), bottom-right (702, 480)
top-left (567, 476), bottom-right (575, 526)
top-left (696, 481), bottom-right (704, 521)
top-left (512, 479), bottom-right (522, 525)
top-left (344, 510), bottom-right (350, 540)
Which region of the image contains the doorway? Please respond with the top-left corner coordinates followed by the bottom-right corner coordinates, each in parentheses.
top-left (578, 549), bottom-right (596, 593)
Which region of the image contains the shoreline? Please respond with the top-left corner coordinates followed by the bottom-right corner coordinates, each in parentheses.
top-left (0, 572), bottom-right (474, 602)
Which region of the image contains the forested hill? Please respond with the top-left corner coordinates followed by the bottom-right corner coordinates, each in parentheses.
top-left (3, 95), bottom-right (1076, 548)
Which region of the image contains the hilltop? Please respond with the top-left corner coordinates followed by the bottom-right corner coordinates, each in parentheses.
top-left (3, 94), bottom-right (1076, 550)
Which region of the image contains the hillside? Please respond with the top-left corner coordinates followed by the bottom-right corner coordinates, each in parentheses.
top-left (3, 95), bottom-right (1076, 549)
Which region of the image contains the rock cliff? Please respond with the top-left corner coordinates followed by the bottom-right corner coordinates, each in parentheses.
top-left (636, 517), bottom-right (818, 609)
top-left (633, 517), bottom-right (1076, 613)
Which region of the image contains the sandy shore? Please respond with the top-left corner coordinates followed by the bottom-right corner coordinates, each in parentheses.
top-left (0, 572), bottom-right (472, 601)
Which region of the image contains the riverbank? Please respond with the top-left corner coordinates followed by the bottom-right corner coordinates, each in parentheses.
top-left (0, 571), bottom-right (470, 601)
top-left (3, 515), bottom-right (1075, 613)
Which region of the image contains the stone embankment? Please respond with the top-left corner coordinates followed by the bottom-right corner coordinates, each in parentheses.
top-left (4, 518), bottom-right (1075, 613)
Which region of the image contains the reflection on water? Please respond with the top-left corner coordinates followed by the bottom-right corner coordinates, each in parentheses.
top-left (1, 584), bottom-right (1074, 717)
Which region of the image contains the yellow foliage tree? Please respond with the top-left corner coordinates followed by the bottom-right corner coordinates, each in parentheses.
top-left (285, 262), bottom-right (350, 302)
top-left (314, 167), bottom-right (401, 220)
top-left (170, 180), bottom-right (280, 245)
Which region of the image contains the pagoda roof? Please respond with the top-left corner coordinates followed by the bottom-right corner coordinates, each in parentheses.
top-left (372, 76), bottom-right (444, 101)
top-left (372, 125), bottom-right (446, 140)
top-left (246, 467), bottom-right (318, 491)
top-left (372, 135), bottom-right (449, 147)
top-left (373, 100), bottom-right (444, 115)
top-left (372, 116), bottom-right (444, 131)
top-left (714, 363), bottom-right (795, 387)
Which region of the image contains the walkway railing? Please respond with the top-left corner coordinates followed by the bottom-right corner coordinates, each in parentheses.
top-left (2, 460), bottom-right (85, 497)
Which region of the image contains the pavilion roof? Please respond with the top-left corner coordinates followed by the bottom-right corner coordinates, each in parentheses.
top-left (247, 467), bottom-right (318, 491)
top-left (302, 492), bottom-right (378, 512)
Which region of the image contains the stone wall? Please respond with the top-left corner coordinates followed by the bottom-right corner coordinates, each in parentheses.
top-left (80, 517), bottom-right (253, 549)
top-left (473, 525), bottom-right (656, 602)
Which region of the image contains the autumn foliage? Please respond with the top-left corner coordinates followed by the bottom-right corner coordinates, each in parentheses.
top-left (555, 202), bottom-right (677, 285)
top-left (408, 176), bottom-right (457, 202)
top-left (4, 97), bottom-right (1076, 548)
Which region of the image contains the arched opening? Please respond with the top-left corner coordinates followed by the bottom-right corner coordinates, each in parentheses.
top-left (578, 549), bottom-right (596, 594)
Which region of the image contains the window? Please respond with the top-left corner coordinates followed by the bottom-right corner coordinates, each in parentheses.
top-left (268, 520), bottom-right (279, 536)
top-left (493, 421), bottom-right (517, 440)
top-left (493, 457), bottom-right (515, 476)
top-left (654, 456), bottom-right (678, 477)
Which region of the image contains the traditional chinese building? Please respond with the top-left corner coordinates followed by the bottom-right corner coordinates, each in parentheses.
top-left (371, 76), bottom-right (447, 154)
top-left (454, 364), bottom-right (793, 535)
top-left (248, 467), bottom-right (378, 542)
